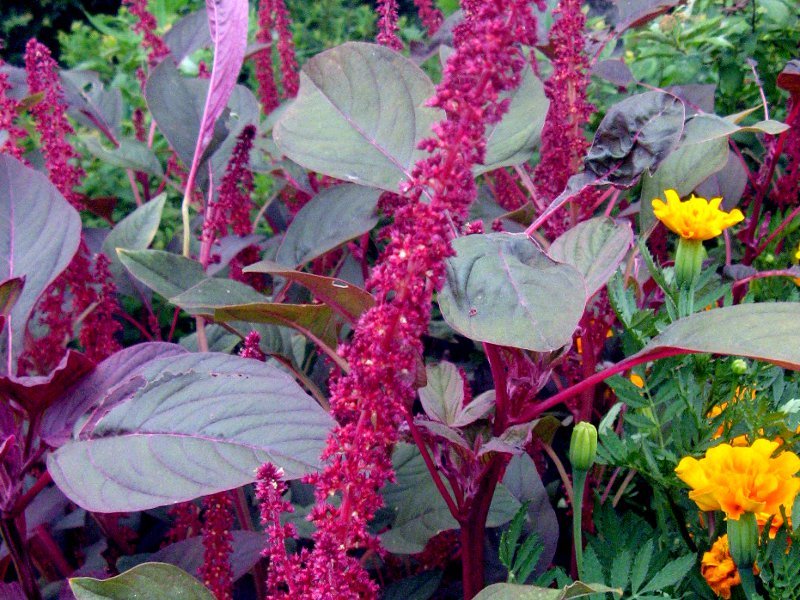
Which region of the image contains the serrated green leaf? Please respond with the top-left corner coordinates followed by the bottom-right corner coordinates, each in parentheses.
top-left (630, 540), bottom-right (653, 593)
top-left (639, 554), bottom-right (695, 593)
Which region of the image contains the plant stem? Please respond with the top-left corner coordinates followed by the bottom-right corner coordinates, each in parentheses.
top-left (572, 469), bottom-right (587, 580)
top-left (0, 517), bottom-right (41, 600)
top-left (738, 567), bottom-right (762, 600)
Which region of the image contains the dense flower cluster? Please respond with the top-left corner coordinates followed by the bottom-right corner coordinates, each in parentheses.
top-left (653, 189), bottom-right (745, 241)
top-left (255, 0), bottom-right (299, 114)
top-left (412, 0), bottom-right (444, 36)
top-left (376, 0), bottom-right (403, 51)
top-left (701, 535), bottom-right (741, 599)
top-left (0, 57), bottom-right (26, 159)
top-left (532, 0), bottom-right (594, 225)
top-left (239, 330), bottom-right (266, 361)
top-left (199, 492), bottom-right (235, 600)
top-left (257, 1), bottom-right (539, 597)
top-left (675, 439), bottom-right (800, 520)
top-left (123, 0), bottom-right (170, 67)
top-left (771, 100), bottom-right (800, 207)
top-left (24, 39), bottom-right (85, 210)
top-left (254, 463), bottom-right (297, 596)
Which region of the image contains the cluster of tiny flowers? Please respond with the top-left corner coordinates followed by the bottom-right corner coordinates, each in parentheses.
top-left (259, 1), bottom-right (539, 597)
top-left (78, 253), bottom-right (122, 363)
top-left (164, 502), bottom-right (203, 545)
top-left (771, 100), bottom-right (800, 207)
top-left (199, 493), bottom-right (235, 600)
top-left (122, 0), bottom-right (170, 67)
top-left (239, 331), bottom-right (266, 361)
top-left (24, 39), bottom-right (85, 210)
top-left (490, 169), bottom-right (528, 211)
top-left (255, 0), bottom-right (299, 114)
top-left (533, 0), bottom-right (595, 226)
top-left (413, 0), bottom-right (444, 36)
top-left (376, 0), bottom-right (403, 51)
top-left (0, 57), bottom-right (26, 159)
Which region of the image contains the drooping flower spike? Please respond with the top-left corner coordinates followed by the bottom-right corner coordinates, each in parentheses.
top-left (652, 189), bottom-right (745, 241)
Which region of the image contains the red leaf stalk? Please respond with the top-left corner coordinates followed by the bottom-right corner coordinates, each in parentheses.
top-left (122, 0), bottom-right (170, 67)
top-left (258, 1), bottom-right (539, 597)
top-left (413, 0), bottom-right (444, 36)
top-left (199, 492), bottom-right (235, 600)
top-left (532, 0), bottom-right (595, 230)
top-left (24, 39), bottom-right (85, 210)
top-left (376, 0), bottom-right (403, 51)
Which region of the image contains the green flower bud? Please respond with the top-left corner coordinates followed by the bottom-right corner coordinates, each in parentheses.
top-left (727, 512), bottom-right (759, 568)
top-left (674, 238), bottom-right (705, 287)
top-left (731, 358), bottom-right (748, 375)
top-left (569, 422), bottom-right (597, 472)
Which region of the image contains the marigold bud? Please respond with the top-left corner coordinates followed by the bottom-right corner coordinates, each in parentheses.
top-left (674, 238), bottom-right (705, 287)
top-left (727, 512), bottom-right (759, 568)
top-left (569, 422), bottom-right (597, 472)
top-left (730, 359), bottom-right (748, 375)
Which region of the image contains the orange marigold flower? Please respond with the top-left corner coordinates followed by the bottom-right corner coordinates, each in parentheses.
top-left (675, 439), bottom-right (800, 520)
top-left (652, 189), bottom-right (744, 241)
top-left (701, 535), bottom-right (740, 599)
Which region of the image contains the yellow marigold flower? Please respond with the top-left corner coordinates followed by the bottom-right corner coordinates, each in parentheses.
top-left (701, 535), bottom-right (740, 599)
top-left (675, 439), bottom-right (800, 520)
top-left (630, 373), bottom-right (644, 388)
top-left (652, 189), bottom-right (744, 241)
top-left (795, 244), bottom-right (800, 262)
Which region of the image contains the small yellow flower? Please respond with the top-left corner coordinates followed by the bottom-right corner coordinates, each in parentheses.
top-left (675, 439), bottom-right (800, 520)
top-left (652, 189), bottom-right (744, 241)
top-left (701, 535), bottom-right (741, 599)
top-left (630, 373), bottom-right (645, 388)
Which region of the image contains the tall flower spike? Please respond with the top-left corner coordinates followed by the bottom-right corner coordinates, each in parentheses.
top-left (24, 39), bottom-right (85, 210)
top-left (273, 0), bottom-right (299, 98)
top-left (199, 492), bottom-right (235, 600)
top-left (0, 55), bottom-right (26, 160)
top-left (376, 0), bottom-right (403, 51)
top-left (123, 0), bottom-right (170, 67)
top-left (260, 0), bottom-right (539, 596)
top-left (255, 0), bottom-right (280, 113)
top-left (413, 0), bottom-right (444, 36)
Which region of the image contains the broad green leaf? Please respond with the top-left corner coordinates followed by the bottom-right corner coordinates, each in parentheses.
top-left (274, 184), bottom-right (381, 267)
top-left (70, 562), bottom-right (213, 600)
top-left (640, 116), bottom-right (732, 233)
top-left (382, 571), bottom-right (443, 600)
top-left (477, 64), bottom-right (548, 175)
top-left (438, 233), bottom-right (586, 352)
top-left (117, 249), bottom-right (205, 300)
top-left (103, 195), bottom-right (167, 296)
top-left (549, 218), bottom-right (633, 298)
top-left (381, 444), bottom-right (520, 554)
top-left (0, 156), bottom-right (81, 375)
top-left (244, 260), bottom-right (374, 324)
top-left (214, 302), bottom-right (341, 352)
top-left (169, 278), bottom-right (268, 311)
top-left (48, 353), bottom-right (334, 512)
top-left (639, 554), bottom-right (695, 593)
top-left (82, 136), bottom-right (163, 176)
top-left (636, 303), bottom-right (800, 370)
top-left (472, 581), bottom-right (622, 599)
top-left (273, 42), bottom-right (442, 192)
top-left (418, 361), bottom-right (464, 425)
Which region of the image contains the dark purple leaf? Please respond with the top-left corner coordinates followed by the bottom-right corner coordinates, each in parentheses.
top-left (0, 350), bottom-right (94, 416)
top-left (592, 59), bottom-right (634, 88)
top-left (0, 156), bottom-right (82, 376)
top-left (60, 70), bottom-right (122, 140)
top-left (117, 531), bottom-right (266, 581)
top-left (666, 83), bottom-right (716, 116)
top-left (0, 485), bottom-right (69, 559)
top-left (612, 0), bottom-right (682, 32)
top-left (185, 0), bottom-right (249, 189)
top-left (164, 8), bottom-right (211, 63)
top-left (695, 150), bottom-right (748, 209)
top-left (777, 59), bottom-right (800, 99)
top-left (0, 583), bottom-right (25, 600)
top-left (47, 353), bottom-right (334, 512)
top-left (205, 234), bottom-right (265, 276)
top-left (41, 342), bottom-right (188, 447)
top-left (585, 91), bottom-right (685, 186)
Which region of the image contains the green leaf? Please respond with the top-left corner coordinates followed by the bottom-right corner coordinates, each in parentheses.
top-left (792, 493), bottom-right (800, 533)
top-left (70, 562), bottom-right (213, 600)
top-left (381, 444), bottom-right (520, 553)
top-left (169, 278), bottom-right (268, 311)
top-left (630, 539), bottom-right (653, 593)
top-left (117, 249), bottom-right (205, 304)
top-left (609, 549), bottom-right (631, 591)
top-left (0, 156), bottom-right (82, 375)
top-left (438, 233), bottom-right (586, 351)
top-left (82, 135), bottom-right (163, 176)
top-left (500, 502), bottom-right (530, 571)
top-left (274, 184), bottom-right (381, 266)
top-left (244, 260), bottom-right (375, 324)
top-left (477, 64), bottom-right (548, 175)
top-left (472, 581), bottom-right (622, 599)
top-left (48, 353), bottom-right (334, 512)
top-left (635, 303), bottom-right (800, 370)
top-left (103, 195), bottom-right (167, 296)
top-left (549, 218), bottom-right (633, 298)
top-left (0, 277), bottom-right (24, 318)
top-left (639, 554), bottom-right (695, 593)
top-left (382, 571), bottom-right (443, 600)
top-left (639, 116), bottom-right (732, 233)
top-left (418, 361), bottom-right (465, 426)
top-left (273, 42), bottom-right (442, 192)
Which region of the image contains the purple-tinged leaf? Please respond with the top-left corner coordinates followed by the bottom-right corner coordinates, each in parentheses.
top-left (1, 485), bottom-right (70, 559)
top-left (0, 156), bottom-right (82, 376)
top-left (0, 350), bottom-right (94, 416)
top-left (418, 361), bottom-right (464, 425)
top-left (60, 70), bottom-right (122, 140)
top-left (0, 276), bottom-right (24, 317)
top-left (696, 150), bottom-right (748, 209)
top-left (117, 531), bottom-right (266, 582)
top-left (666, 84), bottom-right (715, 116)
top-left (186, 0), bottom-right (249, 187)
top-left (0, 583), bottom-right (25, 600)
top-left (585, 91), bottom-right (685, 186)
top-left (549, 217), bottom-right (634, 298)
top-left (205, 234), bottom-right (265, 276)
top-left (245, 260), bottom-right (375, 324)
top-left (612, 0), bottom-right (682, 32)
top-left (41, 342), bottom-right (188, 447)
top-left (48, 353), bottom-right (334, 512)
top-left (70, 563), bottom-right (214, 600)
top-left (592, 59), bottom-right (635, 88)
top-left (164, 8), bottom-right (211, 63)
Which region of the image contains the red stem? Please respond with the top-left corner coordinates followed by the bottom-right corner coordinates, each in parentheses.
top-left (754, 204), bottom-right (800, 257)
top-left (484, 343), bottom-right (508, 435)
top-left (11, 472), bottom-right (52, 517)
